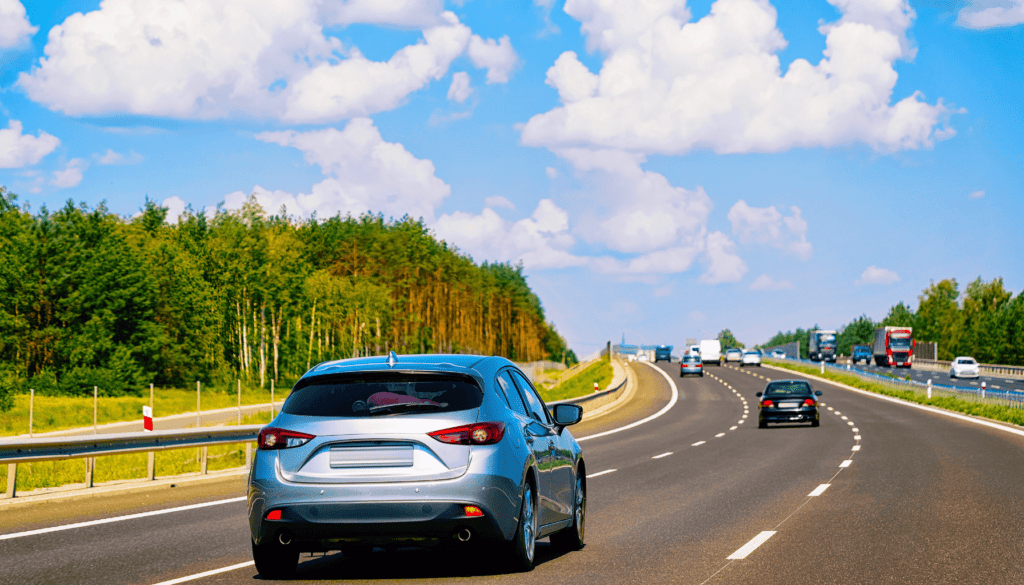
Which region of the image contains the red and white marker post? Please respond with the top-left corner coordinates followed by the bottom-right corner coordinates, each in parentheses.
top-left (143, 405), bottom-right (153, 431)
top-left (594, 382), bottom-right (600, 393)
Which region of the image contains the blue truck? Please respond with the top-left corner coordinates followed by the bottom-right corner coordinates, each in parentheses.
top-left (654, 345), bottom-right (673, 362)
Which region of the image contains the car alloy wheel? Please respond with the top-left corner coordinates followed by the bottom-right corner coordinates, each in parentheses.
top-left (551, 473), bottom-right (586, 551)
top-left (508, 482), bottom-right (537, 571)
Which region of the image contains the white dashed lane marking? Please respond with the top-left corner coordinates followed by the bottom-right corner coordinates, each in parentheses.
top-left (587, 469), bottom-right (617, 478)
top-left (727, 531), bottom-right (777, 560)
top-left (715, 433), bottom-right (726, 438)
top-left (840, 460), bottom-right (853, 468)
top-left (808, 484), bottom-right (831, 497)
top-left (652, 452), bottom-right (673, 459)
top-left (692, 441), bottom-right (706, 446)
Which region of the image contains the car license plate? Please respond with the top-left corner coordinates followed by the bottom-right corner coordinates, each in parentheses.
top-left (330, 445), bottom-right (414, 468)
top-left (780, 402), bottom-right (799, 409)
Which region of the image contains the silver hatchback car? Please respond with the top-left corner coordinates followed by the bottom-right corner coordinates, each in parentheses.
top-left (247, 352), bottom-right (587, 578)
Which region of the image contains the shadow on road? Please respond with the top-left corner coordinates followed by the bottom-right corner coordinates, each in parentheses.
top-left (253, 541), bottom-right (577, 581)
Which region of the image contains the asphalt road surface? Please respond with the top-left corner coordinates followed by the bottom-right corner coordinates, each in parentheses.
top-left (3, 360), bottom-right (1024, 584)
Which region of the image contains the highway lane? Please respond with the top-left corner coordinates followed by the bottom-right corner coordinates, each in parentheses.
top-left (717, 363), bottom-right (1024, 584)
top-left (4, 360), bottom-right (1024, 583)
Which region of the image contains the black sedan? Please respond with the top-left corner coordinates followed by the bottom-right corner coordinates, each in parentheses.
top-left (756, 380), bottom-right (822, 428)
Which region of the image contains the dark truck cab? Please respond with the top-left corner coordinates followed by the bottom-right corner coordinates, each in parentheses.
top-left (654, 345), bottom-right (673, 362)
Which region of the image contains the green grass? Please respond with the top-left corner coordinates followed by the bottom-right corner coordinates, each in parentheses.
top-left (0, 411), bottom-right (269, 495)
top-left (766, 361), bottom-right (1024, 427)
top-left (537, 356), bottom-right (614, 403)
top-left (0, 382), bottom-right (293, 437)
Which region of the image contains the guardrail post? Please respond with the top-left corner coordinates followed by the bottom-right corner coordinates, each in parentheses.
top-left (85, 457), bottom-right (94, 488)
top-left (927, 379), bottom-right (932, 399)
top-left (148, 452), bottom-right (156, 480)
top-left (246, 443), bottom-right (253, 468)
top-left (201, 447), bottom-right (208, 474)
top-left (5, 463), bottom-right (15, 498)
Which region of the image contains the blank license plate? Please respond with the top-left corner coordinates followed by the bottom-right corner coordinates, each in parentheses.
top-left (330, 445), bottom-right (414, 468)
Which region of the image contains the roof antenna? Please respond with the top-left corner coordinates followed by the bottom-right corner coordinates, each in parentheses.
top-left (386, 351), bottom-right (399, 368)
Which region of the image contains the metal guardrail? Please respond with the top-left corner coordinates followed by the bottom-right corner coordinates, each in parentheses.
top-left (764, 357), bottom-right (1024, 409)
top-left (1, 425), bottom-right (262, 499)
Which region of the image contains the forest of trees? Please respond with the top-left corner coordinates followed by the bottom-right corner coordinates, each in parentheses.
top-left (0, 189), bottom-right (574, 402)
top-left (759, 277), bottom-right (1024, 365)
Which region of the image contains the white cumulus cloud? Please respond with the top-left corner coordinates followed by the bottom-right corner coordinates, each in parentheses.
top-left (0, 120), bottom-right (60, 168)
top-left (52, 158), bottom-right (88, 189)
top-left (484, 195), bottom-right (515, 209)
top-left (17, 2), bottom-right (513, 123)
top-left (959, 0), bottom-right (1024, 28)
top-left (750, 274), bottom-right (794, 290)
top-left (968, 190), bottom-right (985, 199)
top-left (522, 0), bottom-right (951, 155)
top-left (467, 34), bottom-right (518, 83)
top-left (0, 0), bottom-right (36, 47)
top-left (699, 231), bottom-right (748, 284)
top-left (728, 200), bottom-right (812, 259)
top-left (161, 196), bottom-right (188, 224)
top-left (447, 71), bottom-right (473, 103)
top-left (232, 118), bottom-right (450, 222)
top-left (96, 149), bottom-right (143, 165)
top-left (858, 265), bottom-right (900, 285)
top-left (432, 199), bottom-right (586, 269)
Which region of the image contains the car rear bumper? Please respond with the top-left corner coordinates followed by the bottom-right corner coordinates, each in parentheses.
top-left (759, 408), bottom-right (819, 424)
top-left (253, 500), bottom-right (507, 549)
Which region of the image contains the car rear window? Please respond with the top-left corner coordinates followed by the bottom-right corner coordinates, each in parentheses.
top-left (764, 381), bottom-right (813, 397)
top-left (283, 373), bottom-right (483, 417)
top-left (684, 356), bottom-right (700, 363)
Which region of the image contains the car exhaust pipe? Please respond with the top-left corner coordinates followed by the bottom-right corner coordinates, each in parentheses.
top-left (455, 528), bottom-right (472, 542)
top-left (278, 531), bottom-right (293, 546)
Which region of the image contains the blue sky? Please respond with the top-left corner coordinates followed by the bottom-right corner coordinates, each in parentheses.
top-left (1, 0), bottom-right (1021, 356)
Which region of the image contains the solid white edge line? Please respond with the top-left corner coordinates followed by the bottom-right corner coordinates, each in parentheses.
top-left (587, 469), bottom-right (617, 478)
top-left (577, 361), bottom-right (679, 443)
top-left (808, 484), bottom-right (830, 497)
top-left (727, 531), bottom-right (777, 560)
top-left (652, 452), bottom-right (673, 459)
top-left (151, 561), bottom-right (255, 585)
top-left (0, 496), bottom-right (247, 541)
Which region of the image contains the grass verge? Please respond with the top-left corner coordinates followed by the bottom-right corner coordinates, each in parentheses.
top-left (538, 356), bottom-right (614, 403)
top-left (0, 412), bottom-right (269, 495)
top-left (767, 361), bottom-right (1024, 427)
top-left (0, 383), bottom-right (293, 438)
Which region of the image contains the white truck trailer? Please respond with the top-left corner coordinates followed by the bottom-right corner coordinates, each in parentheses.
top-left (699, 339), bottom-right (721, 366)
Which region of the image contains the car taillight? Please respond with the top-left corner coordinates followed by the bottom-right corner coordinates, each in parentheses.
top-left (762, 400), bottom-right (774, 408)
top-left (803, 399), bottom-right (816, 407)
top-left (258, 427), bottom-right (315, 450)
top-left (429, 422), bottom-right (505, 445)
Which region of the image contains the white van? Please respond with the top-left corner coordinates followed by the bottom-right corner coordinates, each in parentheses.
top-left (699, 339), bottom-right (721, 365)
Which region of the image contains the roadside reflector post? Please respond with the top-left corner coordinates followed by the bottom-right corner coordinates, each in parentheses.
top-left (927, 379), bottom-right (932, 400)
top-left (237, 379), bottom-right (242, 425)
top-left (821, 361), bottom-right (824, 374)
top-left (981, 382), bottom-right (986, 399)
top-left (143, 405), bottom-right (153, 432)
top-left (5, 463), bottom-right (16, 498)
top-left (246, 442), bottom-right (253, 468)
top-left (148, 452), bottom-right (156, 480)
top-left (594, 382), bottom-right (599, 393)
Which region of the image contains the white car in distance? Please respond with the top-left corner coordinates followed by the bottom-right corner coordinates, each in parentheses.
top-left (741, 349), bottom-right (762, 367)
top-left (950, 356), bottom-right (980, 379)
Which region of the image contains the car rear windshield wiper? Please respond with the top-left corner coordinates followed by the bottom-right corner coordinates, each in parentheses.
top-left (368, 401), bottom-right (448, 414)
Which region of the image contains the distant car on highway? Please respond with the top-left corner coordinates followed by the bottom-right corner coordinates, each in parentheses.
top-left (654, 345), bottom-right (672, 362)
top-left (724, 348), bottom-right (743, 364)
top-left (756, 380), bottom-right (822, 428)
top-left (950, 356), bottom-right (980, 379)
top-left (247, 353), bottom-right (587, 578)
top-left (770, 350), bottom-right (786, 359)
top-left (680, 354), bottom-right (704, 377)
top-left (741, 349), bottom-right (762, 367)
top-left (851, 344), bottom-right (872, 365)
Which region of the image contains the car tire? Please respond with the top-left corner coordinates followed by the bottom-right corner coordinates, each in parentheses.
top-left (758, 418), bottom-right (767, 429)
top-left (252, 538), bottom-right (298, 579)
top-left (550, 473), bottom-right (586, 552)
top-left (811, 418), bottom-right (820, 427)
top-left (699, 372), bottom-right (704, 377)
top-left (507, 481), bottom-right (538, 572)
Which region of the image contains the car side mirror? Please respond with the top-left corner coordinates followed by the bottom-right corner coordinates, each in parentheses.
top-left (815, 391), bottom-right (822, 396)
top-left (552, 404), bottom-right (583, 426)
top-left (755, 392), bottom-right (762, 397)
